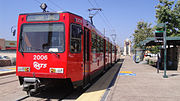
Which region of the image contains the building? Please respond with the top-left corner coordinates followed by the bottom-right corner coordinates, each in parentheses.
top-left (0, 38), bottom-right (17, 66)
top-left (0, 38), bottom-right (17, 50)
top-left (0, 39), bottom-right (6, 50)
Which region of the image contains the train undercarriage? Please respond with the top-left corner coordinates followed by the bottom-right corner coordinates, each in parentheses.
top-left (18, 77), bottom-right (73, 96)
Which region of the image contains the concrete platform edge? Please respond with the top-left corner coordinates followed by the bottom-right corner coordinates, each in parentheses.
top-left (100, 63), bottom-right (122, 101)
top-left (0, 70), bottom-right (16, 76)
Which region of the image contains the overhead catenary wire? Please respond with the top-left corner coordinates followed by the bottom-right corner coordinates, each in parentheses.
top-left (97, 12), bottom-right (112, 29)
top-left (47, 0), bottom-right (65, 11)
top-left (87, 0), bottom-right (110, 28)
top-left (88, 0), bottom-right (95, 8)
top-left (93, 0), bottom-right (100, 7)
top-left (89, 0), bottom-right (117, 44)
top-left (34, 0), bottom-right (41, 4)
top-left (93, 0), bottom-right (114, 30)
top-left (88, 0), bottom-right (115, 31)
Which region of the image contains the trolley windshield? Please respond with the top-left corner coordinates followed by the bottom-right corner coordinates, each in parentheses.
top-left (19, 23), bottom-right (65, 53)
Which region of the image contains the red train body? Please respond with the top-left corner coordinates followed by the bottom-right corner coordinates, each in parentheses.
top-left (16, 12), bottom-right (119, 95)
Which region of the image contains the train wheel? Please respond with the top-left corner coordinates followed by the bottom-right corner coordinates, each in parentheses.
top-left (27, 91), bottom-right (32, 96)
top-left (65, 79), bottom-right (74, 91)
top-left (27, 90), bottom-right (35, 97)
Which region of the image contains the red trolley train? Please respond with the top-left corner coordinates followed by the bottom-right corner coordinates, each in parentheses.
top-left (16, 11), bottom-right (119, 95)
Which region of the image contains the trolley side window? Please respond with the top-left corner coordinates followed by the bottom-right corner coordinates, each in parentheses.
top-left (91, 32), bottom-right (96, 53)
top-left (109, 43), bottom-right (111, 53)
top-left (100, 37), bottom-right (104, 53)
top-left (70, 24), bottom-right (82, 53)
top-left (112, 45), bottom-right (114, 53)
top-left (96, 35), bottom-right (101, 53)
top-left (106, 41), bottom-right (108, 52)
top-left (113, 45), bottom-right (116, 53)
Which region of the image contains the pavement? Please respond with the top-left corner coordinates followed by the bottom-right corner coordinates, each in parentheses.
top-left (0, 65), bottom-right (16, 76)
top-left (105, 56), bottom-right (180, 101)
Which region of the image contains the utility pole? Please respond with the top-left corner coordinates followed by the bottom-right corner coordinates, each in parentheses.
top-left (104, 28), bottom-right (105, 36)
top-left (111, 34), bottom-right (116, 44)
top-left (88, 8), bottom-right (102, 25)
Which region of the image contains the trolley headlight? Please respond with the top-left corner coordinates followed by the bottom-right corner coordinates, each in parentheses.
top-left (40, 3), bottom-right (47, 12)
top-left (50, 68), bottom-right (64, 73)
top-left (18, 67), bottom-right (30, 72)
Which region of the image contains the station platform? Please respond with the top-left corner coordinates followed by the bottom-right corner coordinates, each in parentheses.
top-left (0, 66), bottom-right (16, 76)
top-left (105, 56), bottom-right (180, 101)
top-left (76, 56), bottom-right (180, 101)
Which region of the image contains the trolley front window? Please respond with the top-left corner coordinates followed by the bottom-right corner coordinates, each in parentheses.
top-left (19, 23), bottom-right (65, 53)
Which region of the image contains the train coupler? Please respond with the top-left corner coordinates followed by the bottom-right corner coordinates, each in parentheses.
top-left (23, 78), bottom-right (40, 96)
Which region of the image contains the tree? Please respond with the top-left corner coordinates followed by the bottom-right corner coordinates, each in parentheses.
top-left (155, 0), bottom-right (180, 36)
top-left (172, 0), bottom-right (180, 36)
top-left (132, 21), bottom-right (154, 48)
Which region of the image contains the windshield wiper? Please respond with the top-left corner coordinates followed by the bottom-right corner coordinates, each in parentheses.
top-left (19, 38), bottom-right (24, 56)
top-left (50, 52), bottom-right (60, 58)
top-left (20, 50), bottom-right (24, 56)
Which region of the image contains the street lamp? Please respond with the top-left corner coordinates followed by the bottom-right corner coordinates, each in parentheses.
top-left (40, 3), bottom-right (47, 12)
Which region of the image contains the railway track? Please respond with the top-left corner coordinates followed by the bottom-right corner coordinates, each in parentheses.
top-left (16, 86), bottom-right (84, 101)
top-left (0, 74), bottom-right (93, 101)
top-left (0, 74), bottom-right (87, 101)
top-left (0, 74), bottom-right (18, 85)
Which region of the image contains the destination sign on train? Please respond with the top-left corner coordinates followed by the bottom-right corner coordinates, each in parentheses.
top-left (27, 13), bottom-right (59, 22)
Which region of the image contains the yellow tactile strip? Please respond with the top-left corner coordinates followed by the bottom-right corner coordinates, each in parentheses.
top-left (8, 68), bottom-right (16, 70)
top-left (76, 62), bottom-right (121, 101)
top-left (0, 70), bottom-right (16, 76)
top-left (120, 71), bottom-right (133, 74)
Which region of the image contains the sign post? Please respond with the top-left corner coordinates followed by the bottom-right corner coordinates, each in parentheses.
top-left (163, 24), bottom-right (168, 78)
top-left (155, 23), bottom-right (168, 78)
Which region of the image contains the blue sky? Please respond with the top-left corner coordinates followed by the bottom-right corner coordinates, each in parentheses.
top-left (0, 0), bottom-right (160, 47)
